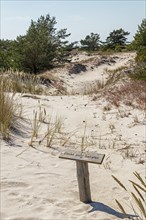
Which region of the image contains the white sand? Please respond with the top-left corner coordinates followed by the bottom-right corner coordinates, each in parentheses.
top-left (1, 52), bottom-right (145, 220)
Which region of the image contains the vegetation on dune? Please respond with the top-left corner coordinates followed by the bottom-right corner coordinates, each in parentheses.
top-left (130, 64), bottom-right (146, 82)
top-left (103, 80), bottom-right (146, 109)
top-left (0, 40), bottom-right (14, 69)
top-left (130, 19), bottom-right (146, 81)
top-left (0, 81), bottom-right (22, 140)
top-left (0, 14), bottom-right (145, 84)
top-left (0, 14), bottom-right (73, 74)
top-left (0, 70), bottom-right (44, 94)
top-left (112, 172), bottom-right (146, 220)
top-left (80, 32), bottom-right (100, 51)
top-left (79, 28), bottom-right (130, 52)
top-left (14, 14), bottom-right (72, 74)
top-left (134, 19), bottom-right (146, 66)
top-left (132, 19), bottom-right (146, 51)
top-left (103, 28), bottom-right (130, 51)
top-left (0, 14), bottom-right (145, 69)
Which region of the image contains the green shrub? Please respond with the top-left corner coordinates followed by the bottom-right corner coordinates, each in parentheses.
top-left (130, 63), bottom-right (146, 82)
top-left (136, 47), bottom-right (146, 63)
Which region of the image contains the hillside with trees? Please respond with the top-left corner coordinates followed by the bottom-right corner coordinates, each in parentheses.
top-left (0, 15), bottom-right (145, 78)
top-left (130, 19), bottom-right (146, 81)
top-left (0, 14), bottom-right (72, 74)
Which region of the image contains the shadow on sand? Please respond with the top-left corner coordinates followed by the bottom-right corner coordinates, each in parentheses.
top-left (88, 201), bottom-right (137, 219)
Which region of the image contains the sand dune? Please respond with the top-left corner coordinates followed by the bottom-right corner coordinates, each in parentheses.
top-left (0, 52), bottom-right (145, 220)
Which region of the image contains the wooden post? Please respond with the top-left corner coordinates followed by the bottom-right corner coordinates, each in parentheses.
top-left (76, 161), bottom-right (91, 203)
top-left (59, 149), bottom-right (105, 203)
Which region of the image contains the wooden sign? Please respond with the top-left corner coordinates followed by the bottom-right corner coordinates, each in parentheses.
top-left (59, 149), bottom-right (105, 203)
top-left (59, 149), bottom-right (105, 164)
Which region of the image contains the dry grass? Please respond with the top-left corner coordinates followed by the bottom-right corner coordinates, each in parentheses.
top-left (32, 111), bottom-right (41, 138)
top-left (80, 122), bottom-right (87, 152)
top-left (112, 172), bottom-right (146, 220)
top-left (104, 80), bottom-right (146, 109)
top-left (40, 115), bottom-right (64, 147)
top-left (83, 80), bottom-right (106, 95)
top-left (60, 129), bottom-right (78, 147)
top-left (0, 69), bottom-right (68, 96)
top-left (0, 70), bottom-right (44, 94)
top-left (0, 69), bottom-right (48, 94)
top-left (0, 81), bottom-right (21, 140)
top-left (30, 114), bottom-right (64, 148)
top-left (103, 67), bottom-right (128, 87)
top-left (29, 108), bottom-right (49, 146)
top-left (104, 66), bottom-right (128, 75)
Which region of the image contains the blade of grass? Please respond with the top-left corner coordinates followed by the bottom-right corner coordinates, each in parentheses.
top-left (115, 200), bottom-right (127, 215)
top-left (134, 172), bottom-right (146, 188)
top-left (133, 184), bottom-right (145, 202)
top-left (131, 192), bottom-right (146, 218)
top-left (129, 181), bottom-right (146, 193)
top-left (112, 175), bottom-right (127, 191)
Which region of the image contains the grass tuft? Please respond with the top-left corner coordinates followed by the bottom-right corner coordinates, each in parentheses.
top-left (112, 172), bottom-right (146, 220)
top-left (0, 81), bottom-right (21, 140)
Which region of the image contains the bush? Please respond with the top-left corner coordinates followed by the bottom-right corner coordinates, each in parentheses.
top-left (130, 63), bottom-right (146, 82)
top-left (136, 47), bottom-right (146, 63)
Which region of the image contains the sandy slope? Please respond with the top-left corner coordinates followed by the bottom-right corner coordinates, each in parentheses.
top-left (56, 52), bottom-right (136, 94)
top-left (0, 52), bottom-right (145, 220)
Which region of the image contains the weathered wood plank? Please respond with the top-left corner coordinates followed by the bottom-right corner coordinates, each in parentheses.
top-left (76, 161), bottom-right (91, 203)
top-left (59, 149), bottom-right (105, 203)
top-left (59, 149), bottom-right (105, 164)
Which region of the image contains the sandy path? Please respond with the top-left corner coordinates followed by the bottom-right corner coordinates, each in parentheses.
top-left (1, 141), bottom-right (143, 220)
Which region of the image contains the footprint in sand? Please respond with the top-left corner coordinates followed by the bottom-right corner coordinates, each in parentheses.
top-left (1, 181), bottom-right (29, 189)
top-left (72, 204), bottom-right (89, 214)
top-left (8, 192), bottom-right (19, 197)
top-left (112, 186), bottom-right (119, 193)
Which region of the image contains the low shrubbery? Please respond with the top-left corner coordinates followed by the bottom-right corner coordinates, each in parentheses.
top-left (130, 63), bottom-right (146, 82)
top-left (104, 80), bottom-right (146, 109)
top-left (83, 80), bottom-right (106, 95)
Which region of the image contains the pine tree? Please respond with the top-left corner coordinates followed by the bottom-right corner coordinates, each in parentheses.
top-left (105, 28), bottom-right (130, 50)
top-left (16, 14), bottom-right (70, 74)
top-left (80, 33), bottom-right (100, 51)
top-left (133, 19), bottom-right (146, 48)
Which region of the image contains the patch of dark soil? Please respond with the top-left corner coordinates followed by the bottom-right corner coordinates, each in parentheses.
top-left (69, 64), bottom-right (87, 74)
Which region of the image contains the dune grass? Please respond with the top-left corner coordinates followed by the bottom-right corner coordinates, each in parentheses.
top-left (83, 80), bottom-right (106, 95)
top-left (0, 81), bottom-right (21, 140)
top-left (29, 110), bottom-right (65, 148)
top-left (112, 172), bottom-right (146, 220)
top-left (0, 69), bottom-right (44, 94)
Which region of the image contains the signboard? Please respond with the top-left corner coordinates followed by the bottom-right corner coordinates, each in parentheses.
top-left (59, 149), bottom-right (105, 164)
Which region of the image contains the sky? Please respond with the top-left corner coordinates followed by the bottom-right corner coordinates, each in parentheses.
top-left (0, 0), bottom-right (145, 43)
